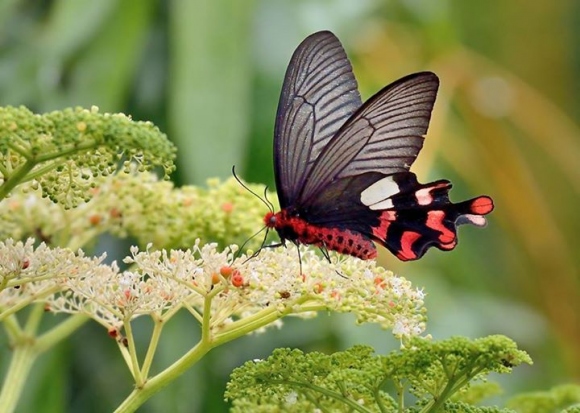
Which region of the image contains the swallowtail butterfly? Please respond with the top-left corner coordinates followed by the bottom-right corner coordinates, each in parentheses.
top-left (264, 31), bottom-right (493, 261)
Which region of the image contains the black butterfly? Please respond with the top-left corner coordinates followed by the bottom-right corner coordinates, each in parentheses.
top-left (264, 31), bottom-right (493, 261)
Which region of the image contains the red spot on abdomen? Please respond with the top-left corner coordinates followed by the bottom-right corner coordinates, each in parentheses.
top-left (312, 226), bottom-right (377, 259)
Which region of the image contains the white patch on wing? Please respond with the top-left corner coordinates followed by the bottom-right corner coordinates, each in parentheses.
top-left (460, 214), bottom-right (487, 227)
top-left (360, 177), bottom-right (400, 210)
top-left (415, 187), bottom-right (434, 205)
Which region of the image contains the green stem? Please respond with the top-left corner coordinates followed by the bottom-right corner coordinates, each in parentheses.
top-left (113, 340), bottom-right (212, 413)
top-left (0, 314), bottom-right (88, 413)
top-left (23, 303), bottom-right (45, 335)
top-left (373, 376), bottom-right (392, 413)
top-left (0, 162), bottom-right (9, 178)
top-left (6, 140), bottom-right (31, 158)
top-left (200, 295), bottom-right (212, 344)
top-left (215, 296), bottom-right (311, 338)
top-left (124, 318), bottom-right (144, 385)
top-left (0, 276), bottom-right (9, 292)
top-left (393, 380), bottom-right (405, 413)
top-left (32, 140), bottom-right (100, 164)
top-left (141, 316), bottom-right (164, 379)
top-left (0, 312), bottom-right (88, 412)
top-left (211, 308), bottom-right (286, 347)
top-left (114, 298), bottom-right (299, 412)
top-left (0, 338), bottom-right (38, 413)
top-left (0, 138), bottom-right (102, 202)
top-left (1, 315), bottom-right (23, 341)
top-left (0, 159), bottom-right (35, 201)
top-left (421, 363), bottom-right (485, 413)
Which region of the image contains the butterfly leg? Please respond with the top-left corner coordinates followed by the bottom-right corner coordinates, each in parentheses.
top-left (319, 244), bottom-right (332, 263)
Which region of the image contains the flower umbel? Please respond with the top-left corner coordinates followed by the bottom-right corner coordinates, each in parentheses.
top-left (0, 105), bottom-right (176, 208)
top-left (0, 104), bottom-right (537, 413)
top-left (0, 238), bottom-right (109, 320)
top-left (0, 237), bottom-right (426, 412)
top-left (226, 336), bottom-right (532, 413)
top-left (0, 172), bottom-right (269, 252)
top-left (43, 241), bottom-right (425, 339)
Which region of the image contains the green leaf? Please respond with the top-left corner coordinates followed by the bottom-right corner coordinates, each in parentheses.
top-left (168, 0), bottom-right (255, 184)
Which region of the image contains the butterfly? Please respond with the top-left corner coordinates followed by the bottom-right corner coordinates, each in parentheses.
top-left (263, 31), bottom-right (494, 261)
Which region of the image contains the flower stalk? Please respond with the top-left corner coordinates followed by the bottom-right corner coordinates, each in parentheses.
top-left (0, 338), bottom-right (37, 413)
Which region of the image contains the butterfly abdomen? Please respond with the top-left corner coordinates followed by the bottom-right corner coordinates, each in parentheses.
top-left (265, 210), bottom-right (377, 259)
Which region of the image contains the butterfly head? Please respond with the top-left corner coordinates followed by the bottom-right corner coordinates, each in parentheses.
top-left (264, 211), bottom-right (278, 229)
top-left (264, 209), bottom-right (304, 245)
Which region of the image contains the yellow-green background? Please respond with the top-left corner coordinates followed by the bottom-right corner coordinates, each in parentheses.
top-left (0, 1), bottom-right (578, 411)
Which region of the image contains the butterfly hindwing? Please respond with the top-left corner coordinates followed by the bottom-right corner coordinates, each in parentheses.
top-left (360, 173), bottom-right (493, 260)
top-left (299, 171), bottom-right (493, 261)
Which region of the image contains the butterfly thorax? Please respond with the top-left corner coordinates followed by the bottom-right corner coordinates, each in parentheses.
top-left (264, 209), bottom-right (377, 259)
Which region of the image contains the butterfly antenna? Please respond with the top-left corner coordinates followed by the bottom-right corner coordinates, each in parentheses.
top-left (232, 166), bottom-right (273, 213)
top-left (263, 187), bottom-right (275, 213)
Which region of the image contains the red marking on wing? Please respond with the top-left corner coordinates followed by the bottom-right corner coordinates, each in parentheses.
top-left (371, 210), bottom-right (396, 239)
top-left (439, 239), bottom-right (457, 250)
top-left (364, 177), bottom-right (493, 261)
top-left (426, 210), bottom-right (455, 244)
top-left (470, 196), bottom-right (494, 215)
top-left (398, 231), bottom-right (421, 260)
top-left (265, 175), bottom-right (494, 262)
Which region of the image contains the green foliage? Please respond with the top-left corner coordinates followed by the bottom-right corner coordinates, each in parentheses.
top-left (506, 384), bottom-right (580, 413)
top-left (225, 335), bottom-right (532, 413)
top-left (0, 106), bottom-right (176, 208)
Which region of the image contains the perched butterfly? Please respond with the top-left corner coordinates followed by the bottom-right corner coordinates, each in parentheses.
top-left (264, 31), bottom-right (494, 261)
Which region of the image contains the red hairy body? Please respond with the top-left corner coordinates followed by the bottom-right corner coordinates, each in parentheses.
top-left (265, 211), bottom-right (377, 260)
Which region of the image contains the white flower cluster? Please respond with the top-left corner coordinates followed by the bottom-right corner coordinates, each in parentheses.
top-left (0, 239), bottom-right (426, 338)
top-left (0, 238), bottom-right (109, 317)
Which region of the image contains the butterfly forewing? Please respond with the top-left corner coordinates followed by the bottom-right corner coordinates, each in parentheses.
top-left (299, 72), bottom-right (439, 206)
top-left (274, 31), bottom-right (362, 209)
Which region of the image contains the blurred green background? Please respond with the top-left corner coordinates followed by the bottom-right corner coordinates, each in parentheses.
top-left (1, 0), bottom-right (579, 411)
